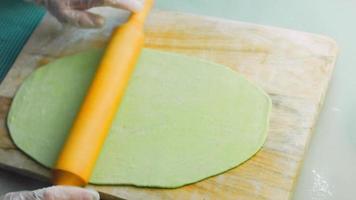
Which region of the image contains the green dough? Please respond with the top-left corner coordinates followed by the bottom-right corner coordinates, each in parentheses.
top-left (8, 48), bottom-right (271, 188)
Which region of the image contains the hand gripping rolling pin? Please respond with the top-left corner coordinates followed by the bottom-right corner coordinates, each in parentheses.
top-left (52, 0), bottom-right (154, 186)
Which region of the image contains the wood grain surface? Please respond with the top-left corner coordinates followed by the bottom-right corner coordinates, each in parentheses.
top-left (0, 9), bottom-right (338, 200)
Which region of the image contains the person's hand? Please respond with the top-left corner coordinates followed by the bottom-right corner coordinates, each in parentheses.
top-left (0, 186), bottom-right (99, 200)
top-left (29, 0), bottom-right (143, 28)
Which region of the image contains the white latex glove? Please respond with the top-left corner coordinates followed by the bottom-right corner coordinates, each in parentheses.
top-left (29, 0), bottom-right (143, 28)
top-left (0, 186), bottom-right (99, 200)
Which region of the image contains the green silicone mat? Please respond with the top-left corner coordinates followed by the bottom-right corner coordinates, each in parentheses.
top-left (0, 0), bottom-right (45, 83)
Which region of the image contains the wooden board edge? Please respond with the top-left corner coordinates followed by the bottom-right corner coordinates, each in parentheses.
top-left (288, 42), bottom-right (339, 199)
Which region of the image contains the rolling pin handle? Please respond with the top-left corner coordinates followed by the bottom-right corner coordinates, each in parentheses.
top-left (53, 169), bottom-right (86, 186)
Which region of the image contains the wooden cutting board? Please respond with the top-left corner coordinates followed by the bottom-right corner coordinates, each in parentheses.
top-left (0, 9), bottom-right (338, 200)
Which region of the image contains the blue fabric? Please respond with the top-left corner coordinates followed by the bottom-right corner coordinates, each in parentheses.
top-left (0, 0), bottom-right (45, 82)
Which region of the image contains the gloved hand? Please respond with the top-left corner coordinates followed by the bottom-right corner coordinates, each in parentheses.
top-left (29, 0), bottom-right (143, 28)
top-left (0, 186), bottom-right (99, 200)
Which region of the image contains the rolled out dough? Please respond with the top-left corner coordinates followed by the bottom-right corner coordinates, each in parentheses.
top-left (8, 48), bottom-right (271, 188)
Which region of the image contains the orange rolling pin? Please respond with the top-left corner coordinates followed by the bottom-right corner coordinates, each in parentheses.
top-left (52, 0), bottom-right (154, 186)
